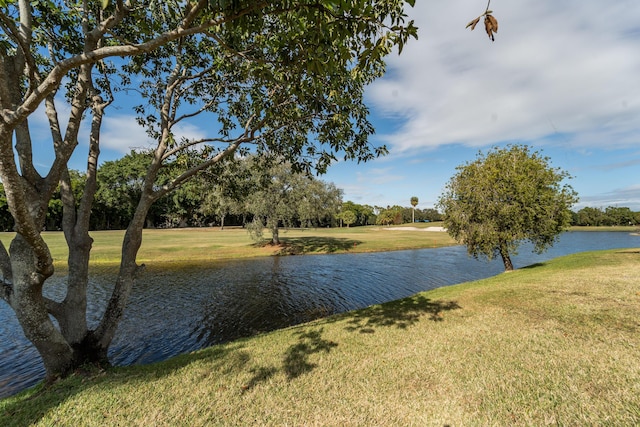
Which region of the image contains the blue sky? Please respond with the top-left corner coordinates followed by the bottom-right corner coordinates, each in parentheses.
top-left (329, 0), bottom-right (640, 211)
top-left (34, 0), bottom-right (640, 211)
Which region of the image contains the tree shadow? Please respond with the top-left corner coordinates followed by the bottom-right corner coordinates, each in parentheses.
top-left (0, 343), bottom-right (245, 426)
top-left (282, 328), bottom-right (338, 379)
top-left (344, 294), bottom-right (461, 334)
top-left (242, 366), bottom-right (279, 392)
top-left (240, 327), bottom-right (338, 392)
top-left (276, 236), bottom-right (362, 255)
top-left (3, 297), bottom-right (456, 423)
top-left (520, 262), bottom-right (546, 270)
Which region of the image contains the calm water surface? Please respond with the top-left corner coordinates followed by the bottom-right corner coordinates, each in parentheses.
top-left (0, 231), bottom-right (637, 398)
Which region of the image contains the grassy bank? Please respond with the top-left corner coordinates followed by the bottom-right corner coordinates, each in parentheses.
top-left (2, 249), bottom-right (639, 426)
top-left (0, 223), bottom-right (456, 267)
top-left (570, 225), bottom-right (639, 232)
top-left (2, 224), bottom-right (634, 267)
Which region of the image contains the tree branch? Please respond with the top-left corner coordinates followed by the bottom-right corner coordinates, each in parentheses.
top-left (44, 296), bottom-right (64, 319)
top-left (3, 1), bottom-right (269, 128)
top-left (154, 139), bottom-right (244, 201)
top-left (0, 3), bottom-right (39, 92)
top-left (76, 92), bottom-right (108, 230)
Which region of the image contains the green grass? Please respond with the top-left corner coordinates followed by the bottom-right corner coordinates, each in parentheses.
top-left (0, 223), bottom-right (456, 267)
top-left (0, 225), bottom-right (634, 267)
top-left (570, 225), bottom-right (639, 232)
top-left (2, 249), bottom-right (639, 426)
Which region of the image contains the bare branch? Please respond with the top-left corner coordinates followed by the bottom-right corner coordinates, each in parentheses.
top-left (45, 95), bottom-right (64, 151)
top-left (172, 98), bottom-right (219, 127)
top-left (0, 1), bottom-right (41, 90)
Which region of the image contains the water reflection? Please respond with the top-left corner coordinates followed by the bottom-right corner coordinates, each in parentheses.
top-left (0, 231), bottom-right (637, 398)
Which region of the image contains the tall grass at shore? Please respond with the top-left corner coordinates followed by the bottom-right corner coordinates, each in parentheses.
top-left (1, 249), bottom-right (638, 426)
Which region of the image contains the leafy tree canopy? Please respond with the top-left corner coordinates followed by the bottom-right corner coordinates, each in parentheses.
top-left (438, 144), bottom-right (578, 271)
top-left (246, 157), bottom-right (342, 244)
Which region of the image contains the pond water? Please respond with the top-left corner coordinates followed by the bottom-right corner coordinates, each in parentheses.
top-left (0, 231), bottom-right (638, 398)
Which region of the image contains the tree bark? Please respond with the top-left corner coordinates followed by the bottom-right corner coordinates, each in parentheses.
top-left (499, 243), bottom-right (514, 271)
top-left (94, 200), bottom-right (149, 351)
top-left (10, 236), bottom-right (75, 380)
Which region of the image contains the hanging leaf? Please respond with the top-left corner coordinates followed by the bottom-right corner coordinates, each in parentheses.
top-left (488, 14), bottom-right (498, 33)
top-left (466, 17), bottom-right (480, 30)
top-left (484, 14), bottom-right (498, 41)
top-left (466, 0), bottom-right (500, 42)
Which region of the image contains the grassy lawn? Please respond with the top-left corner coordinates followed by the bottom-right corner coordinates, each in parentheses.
top-left (1, 248), bottom-right (639, 425)
top-left (0, 223), bottom-right (457, 267)
top-left (2, 224), bottom-right (633, 268)
top-left (570, 225), bottom-right (639, 232)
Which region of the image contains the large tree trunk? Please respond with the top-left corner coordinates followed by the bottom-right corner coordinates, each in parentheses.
top-left (94, 200), bottom-right (149, 353)
top-left (10, 236), bottom-right (76, 379)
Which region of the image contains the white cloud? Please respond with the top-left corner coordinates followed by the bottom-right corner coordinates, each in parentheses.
top-left (368, 0), bottom-right (640, 152)
top-left (576, 184), bottom-right (640, 210)
top-left (356, 167), bottom-right (405, 185)
top-left (100, 115), bottom-right (153, 152)
top-left (101, 115), bottom-right (209, 153)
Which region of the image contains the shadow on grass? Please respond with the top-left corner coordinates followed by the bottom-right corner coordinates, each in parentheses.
top-left (241, 327), bottom-right (338, 392)
top-left (276, 236), bottom-right (362, 255)
top-left (520, 262), bottom-right (546, 270)
top-left (1, 327), bottom-right (340, 425)
top-left (344, 294), bottom-right (461, 334)
top-left (0, 343), bottom-right (244, 427)
top-left (2, 296), bottom-right (456, 424)
top-left (283, 328), bottom-right (338, 379)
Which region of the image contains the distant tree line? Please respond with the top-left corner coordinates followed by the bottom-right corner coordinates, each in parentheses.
top-left (1, 153), bottom-right (634, 232)
top-left (337, 202), bottom-right (443, 227)
top-left (0, 152), bottom-right (446, 232)
top-left (571, 206), bottom-right (639, 226)
top-left (0, 153), bottom-right (343, 233)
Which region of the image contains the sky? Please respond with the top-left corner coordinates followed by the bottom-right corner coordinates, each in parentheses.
top-left (328, 0), bottom-right (640, 210)
top-left (34, 0), bottom-right (640, 212)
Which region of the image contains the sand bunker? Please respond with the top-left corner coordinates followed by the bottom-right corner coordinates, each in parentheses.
top-left (383, 226), bottom-right (447, 232)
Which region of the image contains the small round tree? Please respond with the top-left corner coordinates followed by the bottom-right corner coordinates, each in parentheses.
top-left (437, 145), bottom-right (578, 271)
top-left (341, 210), bottom-right (357, 228)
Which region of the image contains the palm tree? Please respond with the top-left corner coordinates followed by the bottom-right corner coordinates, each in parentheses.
top-left (410, 196), bottom-right (419, 223)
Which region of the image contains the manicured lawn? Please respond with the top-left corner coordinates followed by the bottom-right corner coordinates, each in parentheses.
top-left (1, 223), bottom-right (457, 267)
top-left (2, 249), bottom-right (639, 425)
